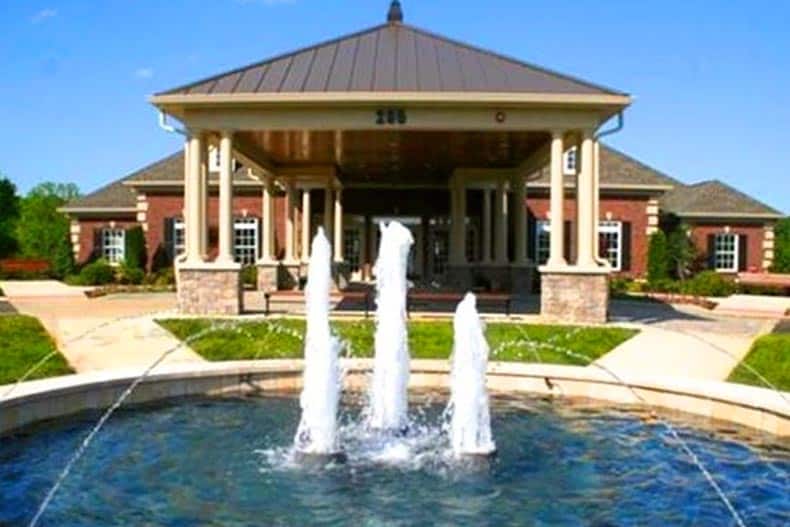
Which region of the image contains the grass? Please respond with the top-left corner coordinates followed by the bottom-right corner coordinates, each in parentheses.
top-left (0, 315), bottom-right (74, 386)
top-left (158, 319), bottom-right (637, 366)
top-left (728, 334), bottom-right (790, 392)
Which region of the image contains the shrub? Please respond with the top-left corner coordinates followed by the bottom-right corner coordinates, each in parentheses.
top-left (75, 259), bottom-right (115, 286)
top-left (50, 234), bottom-right (75, 279)
top-left (667, 226), bottom-right (698, 280)
top-left (242, 266), bottom-right (258, 288)
top-left (124, 226), bottom-right (147, 270)
top-left (772, 218), bottom-right (790, 273)
top-left (647, 231), bottom-right (669, 284)
top-left (119, 263), bottom-right (145, 285)
top-left (680, 271), bottom-right (736, 297)
top-left (609, 277), bottom-right (632, 296)
top-left (145, 267), bottom-right (175, 287)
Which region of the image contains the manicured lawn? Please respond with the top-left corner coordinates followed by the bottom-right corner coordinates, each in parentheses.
top-left (0, 315), bottom-right (74, 386)
top-left (158, 319), bottom-right (637, 366)
top-left (728, 334), bottom-right (790, 392)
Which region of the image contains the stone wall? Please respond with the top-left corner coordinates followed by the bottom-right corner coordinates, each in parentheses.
top-left (541, 271), bottom-right (609, 324)
top-left (177, 266), bottom-right (243, 315)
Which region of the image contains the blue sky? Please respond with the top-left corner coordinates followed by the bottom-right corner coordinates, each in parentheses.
top-left (1, 0), bottom-right (788, 213)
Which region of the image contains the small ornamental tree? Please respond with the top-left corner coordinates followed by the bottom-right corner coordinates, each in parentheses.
top-left (647, 231), bottom-right (669, 284)
top-left (124, 226), bottom-right (147, 270)
top-left (667, 225), bottom-right (698, 280)
top-left (50, 234), bottom-right (75, 279)
top-left (772, 218), bottom-right (790, 273)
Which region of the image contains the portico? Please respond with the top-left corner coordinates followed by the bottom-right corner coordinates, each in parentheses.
top-left (152, 2), bottom-right (630, 321)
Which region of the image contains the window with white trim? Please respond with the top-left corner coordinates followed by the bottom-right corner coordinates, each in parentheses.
top-left (563, 146), bottom-right (577, 175)
top-left (234, 218), bottom-right (259, 265)
top-left (343, 227), bottom-right (362, 273)
top-left (714, 233), bottom-right (739, 272)
top-left (172, 219), bottom-right (186, 257)
top-left (599, 221), bottom-right (622, 271)
top-left (101, 228), bottom-right (125, 264)
top-left (534, 220), bottom-right (551, 265)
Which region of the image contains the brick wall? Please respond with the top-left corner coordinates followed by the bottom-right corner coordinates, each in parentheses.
top-left (75, 218), bottom-right (138, 264)
top-left (686, 222), bottom-right (770, 273)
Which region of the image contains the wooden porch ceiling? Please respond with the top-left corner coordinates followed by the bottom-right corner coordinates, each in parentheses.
top-left (236, 130), bottom-right (549, 185)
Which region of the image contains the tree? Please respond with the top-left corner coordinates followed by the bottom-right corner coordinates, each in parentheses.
top-left (667, 225), bottom-right (698, 280)
top-left (646, 231), bottom-right (669, 284)
top-left (0, 175), bottom-right (20, 258)
top-left (772, 218), bottom-right (790, 273)
top-left (16, 182), bottom-right (80, 275)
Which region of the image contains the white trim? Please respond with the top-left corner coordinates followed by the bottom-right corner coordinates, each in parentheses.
top-left (713, 232), bottom-right (739, 273)
top-left (599, 220), bottom-right (623, 271)
top-left (563, 146), bottom-right (577, 176)
top-left (101, 228), bottom-right (126, 265)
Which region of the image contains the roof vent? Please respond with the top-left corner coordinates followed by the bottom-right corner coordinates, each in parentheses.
top-left (387, 1), bottom-right (404, 23)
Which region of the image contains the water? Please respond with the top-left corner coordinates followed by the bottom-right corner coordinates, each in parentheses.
top-left (367, 221), bottom-right (414, 431)
top-left (447, 293), bottom-right (496, 456)
top-left (3, 395), bottom-right (788, 526)
top-left (293, 228), bottom-right (342, 455)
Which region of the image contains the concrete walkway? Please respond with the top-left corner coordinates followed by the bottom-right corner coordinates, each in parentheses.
top-left (0, 280), bottom-right (92, 298)
top-left (713, 294), bottom-right (790, 318)
top-left (2, 283), bottom-right (203, 373)
top-left (602, 300), bottom-right (776, 381)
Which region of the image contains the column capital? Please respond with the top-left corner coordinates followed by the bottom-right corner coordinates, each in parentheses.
top-left (550, 129), bottom-right (566, 140)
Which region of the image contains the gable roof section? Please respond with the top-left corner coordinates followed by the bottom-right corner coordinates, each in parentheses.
top-left (529, 145), bottom-right (679, 190)
top-left (157, 23), bottom-right (624, 97)
top-left (660, 180), bottom-right (782, 219)
top-left (60, 177), bottom-right (138, 212)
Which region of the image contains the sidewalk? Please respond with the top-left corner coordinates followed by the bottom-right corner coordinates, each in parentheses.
top-left (2, 283), bottom-right (203, 373)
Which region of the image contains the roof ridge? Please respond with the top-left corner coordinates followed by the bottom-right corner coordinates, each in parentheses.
top-left (401, 23), bottom-right (626, 96)
top-left (704, 179), bottom-right (782, 215)
top-left (155, 24), bottom-right (389, 96)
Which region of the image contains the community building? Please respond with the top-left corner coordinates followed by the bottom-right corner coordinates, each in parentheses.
top-left (62, 2), bottom-right (782, 321)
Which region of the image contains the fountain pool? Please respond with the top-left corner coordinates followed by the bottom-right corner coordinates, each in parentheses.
top-left (1, 394), bottom-right (787, 526)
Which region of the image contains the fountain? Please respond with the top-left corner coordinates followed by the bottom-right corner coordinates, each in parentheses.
top-left (447, 293), bottom-right (497, 457)
top-left (293, 228), bottom-right (343, 460)
top-left (367, 221), bottom-right (414, 432)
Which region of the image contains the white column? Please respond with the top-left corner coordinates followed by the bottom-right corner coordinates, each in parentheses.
top-left (333, 189), bottom-right (344, 263)
top-left (547, 131), bottom-right (566, 268)
top-left (261, 176), bottom-right (274, 261)
top-left (577, 130), bottom-right (596, 268)
top-left (513, 175), bottom-right (527, 264)
top-left (301, 188), bottom-right (311, 262)
top-left (185, 134), bottom-right (203, 264)
top-left (495, 178), bottom-right (509, 264)
top-left (285, 182), bottom-right (296, 262)
top-left (217, 131), bottom-right (235, 264)
top-left (593, 139), bottom-right (602, 262)
top-left (482, 188), bottom-right (492, 264)
top-left (198, 138), bottom-right (209, 259)
top-left (323, 185), bottom-right (333, 242)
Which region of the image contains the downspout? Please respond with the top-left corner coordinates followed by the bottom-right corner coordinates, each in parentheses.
top-left (593, 112), bottom-right (625, 267)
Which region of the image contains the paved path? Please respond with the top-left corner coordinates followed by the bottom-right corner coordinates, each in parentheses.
top-left (0, 280), bottom-right (91, 298)
top-left (713, 294), bottom-right (790, 317)
top-left (602, 300), bottom-right (776, 381)
top-left (2, 283), bottom-right (203, 373)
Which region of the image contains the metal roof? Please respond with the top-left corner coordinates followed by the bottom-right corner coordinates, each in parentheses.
top-left (158, 17), bottom-right (623, 97)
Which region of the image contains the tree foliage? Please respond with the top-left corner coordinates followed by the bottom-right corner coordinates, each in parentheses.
top-left (667, 225), bottom-right (698, 280)
top-left (16, 182), bottom-right (80, 273)
top-left (0, 175), bottom-right (20, 258)
top-left (646, 231), bottom-right (669, 284)
top-left (773, 218), bottom-right (790, 273)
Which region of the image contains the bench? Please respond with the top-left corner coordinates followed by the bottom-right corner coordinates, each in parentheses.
top-left (263, 289), bottom-right (373, 318)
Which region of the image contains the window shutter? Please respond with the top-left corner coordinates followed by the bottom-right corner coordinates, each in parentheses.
top-left (621, 222), bottom-right (632, 272)
top-left (164, 218), bottom-right (175, 260)
top-left (92, 228), bottom-right (103, 261)
top-left (527, 211), bottom-right (536, 262)
top-left (707, 234), bottom-right (716, 269)
top-left (738, 234), bottom-right (748, 272)
top-left (564, 220), bottom-right (573, 263)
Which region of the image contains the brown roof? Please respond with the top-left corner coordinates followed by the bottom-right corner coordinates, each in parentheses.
top-left (61, 178), bottom-right (138, 211)
top-left (660, 180), bottom-right (782, 219)
top-left (530, 145), bottom-right (680, 189)
top-left (158, 18), bottom-right (623, 97)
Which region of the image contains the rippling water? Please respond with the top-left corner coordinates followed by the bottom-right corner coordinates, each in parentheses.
top-left (1, 394), bottom-right (788, 526)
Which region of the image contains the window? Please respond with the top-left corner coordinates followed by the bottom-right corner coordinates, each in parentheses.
top-left (599, 221), bottom-right (623, 271)
top-left (101, 228), bottom-right (125, 264)
top-left (343, 228), bottom-right (362, 273)
top-left (465, 224), bottom-right (479, 263)
top-left (209, 146), bottom-right (221, 172)
top-left (714, 233), bottom-right (739, 272)
top-left (563, 146), bottom-right (578, 175)
top-left (172, 219), bottom-right (186, 257)
top-left (234, 218), bottom-right (259, 265)
top-left (534, 220), bottom-right (551, 265)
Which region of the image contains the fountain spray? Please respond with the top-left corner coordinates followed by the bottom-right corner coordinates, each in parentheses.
top-left (294, 228), bottom-right (343, 458)
top-left (448, 293), bottom-right (496, 457)
top-left (368, 221), bottom-right (414, 432)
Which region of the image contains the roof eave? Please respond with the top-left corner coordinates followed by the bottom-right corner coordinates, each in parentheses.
top-left (59, 206), bottom-right (138, 215)
top-left (667, 211), bottom-right (783, 221)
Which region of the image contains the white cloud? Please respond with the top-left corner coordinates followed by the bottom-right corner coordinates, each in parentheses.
top-left (134, 67), bottom-right (154, 79)
top-left (32, 8), bottom-right (57, 24)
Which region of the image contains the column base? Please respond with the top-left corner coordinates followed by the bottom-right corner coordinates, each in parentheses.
top-left (177, 263), bottom-right (243, 316)
top-left (256, 261), bottom-right (278, 293)
top-left (540, 268), bottom-right (609, 325)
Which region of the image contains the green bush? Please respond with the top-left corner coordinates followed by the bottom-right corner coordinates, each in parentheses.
top-left (144, 267), bottom-right (176, 287)
top-left (50, 234), bottom-right (75, 279)
top-left (609, 277), bottom-right (632, 296)
top-left (74, 259), bottom-right (115, 286)
top-left (124, 226), bottom-right (147, 270)
top-left (680, 271), bottom-right (736, 297)
top-left (647, 231), bottom-right (669, 284)
top-left (241, 266), bottom-right (258, 288)
top-left (772, 218), bottom-right (790, 273)
top-left (119, 263), bottom-right (145, 285)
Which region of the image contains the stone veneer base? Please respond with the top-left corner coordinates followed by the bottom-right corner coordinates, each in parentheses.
top-left (541, 270), bottom-right (609, 324)
top-left (1, 360), bottom-right (787, 437)
top-left (177, 265), bottom-right (243, 315)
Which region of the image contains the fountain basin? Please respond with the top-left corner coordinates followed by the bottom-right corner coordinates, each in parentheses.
top-left (1, 394), bottom-right (788, 526)
top-left (1, 359), bottom-right (788, 437)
